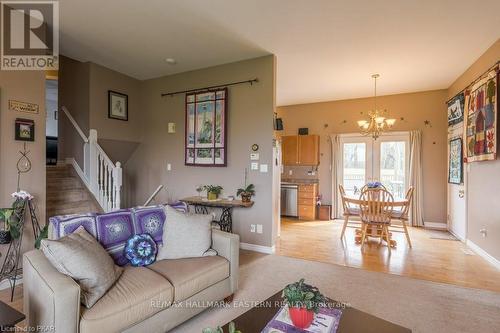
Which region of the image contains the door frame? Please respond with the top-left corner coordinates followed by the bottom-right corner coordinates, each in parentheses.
top-left (447, 126), bottom-right (468, 241)
top-left (337, 131), bottom-right (410, 214)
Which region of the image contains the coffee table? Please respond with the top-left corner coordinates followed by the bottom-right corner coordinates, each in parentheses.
top-left (0, 300), bottom-right (25, 330)
top-left (221, 291), bottom-right (411, 332)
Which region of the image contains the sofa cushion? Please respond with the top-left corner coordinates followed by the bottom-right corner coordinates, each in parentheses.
top-left (148, 256), bottom-right (229, 302)
top-left (40, 226), bottom-right (123, 308)
top-left (80, 266), bottom-right (174, 333)
top-left (157, 206), bottom-right (212, 260)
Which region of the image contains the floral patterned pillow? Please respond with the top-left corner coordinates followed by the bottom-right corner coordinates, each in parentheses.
top-left (124, 234), bottom-right (157, 267)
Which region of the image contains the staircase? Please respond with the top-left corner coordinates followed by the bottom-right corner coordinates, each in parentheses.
top-left (46, 164), bottom-right (102, 218)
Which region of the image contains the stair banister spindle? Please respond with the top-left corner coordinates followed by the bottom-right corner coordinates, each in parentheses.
top-left (113, 162), bottom-right (122, 210)
top-left (60, 107), bottom-right (123, 213)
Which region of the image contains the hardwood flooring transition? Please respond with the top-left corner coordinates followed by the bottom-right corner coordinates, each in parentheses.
top-left (276, 218), bottom-right (500, 292)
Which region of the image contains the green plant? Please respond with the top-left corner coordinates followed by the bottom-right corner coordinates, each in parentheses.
top-left (35, 225), bottom-right (49, 249)
top-left (204, 185), bottom-right (223, 195)
top-left (0, 208), bottom-right (14, 229)
top-left (236, 184), bottom-right (255, 197)
top-left (282, 278), bottom-right (325, 313)
top-left (202, 322), bottom-right (241, 333)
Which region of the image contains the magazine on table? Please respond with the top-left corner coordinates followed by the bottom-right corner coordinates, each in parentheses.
top-left (261, 305), bottom-right (342, 333)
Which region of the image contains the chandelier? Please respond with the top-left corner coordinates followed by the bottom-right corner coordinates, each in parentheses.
top-left (357, 74), bottom-right (396, 139)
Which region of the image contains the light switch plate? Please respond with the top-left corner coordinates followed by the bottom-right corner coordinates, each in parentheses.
top-left (167, 122), bottom-right (176, 133)
top-left (167, 163), bottom-right (171, 171)
top-left (260, 164), bottom-right (268, 173)
top-left (257, 224), bottom-right (263, 234)
top-left (251, 162), bottom-right (259, 170)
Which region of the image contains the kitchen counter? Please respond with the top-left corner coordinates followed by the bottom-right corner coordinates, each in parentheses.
top-left (281, 178), bottom-right (319, 185)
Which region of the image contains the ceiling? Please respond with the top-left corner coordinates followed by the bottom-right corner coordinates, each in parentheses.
top-left (59, 0), bottom-right (500, 106)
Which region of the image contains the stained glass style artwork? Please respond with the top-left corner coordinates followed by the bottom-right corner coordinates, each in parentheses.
top-left (185, 88), bottom-right (227, 166)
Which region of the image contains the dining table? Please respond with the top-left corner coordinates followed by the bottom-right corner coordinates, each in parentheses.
top-left (343, 194), bottom-right (409, 247)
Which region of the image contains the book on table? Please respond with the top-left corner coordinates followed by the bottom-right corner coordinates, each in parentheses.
top-left (261, 305), bottom-right (342, 333)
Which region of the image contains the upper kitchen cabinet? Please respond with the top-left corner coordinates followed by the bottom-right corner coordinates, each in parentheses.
top-left (281, 135), bottom-right (320, 166)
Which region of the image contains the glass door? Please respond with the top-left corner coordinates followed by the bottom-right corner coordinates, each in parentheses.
top-left (339, 133), bottom-right (409, 199)
top-left (340, 136), bottom-right (373, 197)
top-left (374, 134), bottom-right (409, 200)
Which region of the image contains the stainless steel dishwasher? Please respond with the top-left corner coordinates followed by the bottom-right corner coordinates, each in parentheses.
top-left (281, 183), bottom-right (298, 217)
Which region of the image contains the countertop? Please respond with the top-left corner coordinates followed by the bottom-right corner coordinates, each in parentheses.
top-left (281, 178), bottom-right (319, 185)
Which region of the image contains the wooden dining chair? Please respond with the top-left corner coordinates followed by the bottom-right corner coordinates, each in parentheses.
top-left (390, 186), bottom-right (414, 248)
top-left (339, 184), bottom-right (360, 239)
top-left (358, 187), bottom-right (394, 253)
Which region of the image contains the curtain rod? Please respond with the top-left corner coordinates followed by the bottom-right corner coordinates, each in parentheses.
top-left (161, 78), bottom-right (259, 97)
top-left (445, 60), bottom-right (500, 104)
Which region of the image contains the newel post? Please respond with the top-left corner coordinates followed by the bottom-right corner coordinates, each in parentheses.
top-left (88, 129), bottom-right (98, 195)
top-left (113, 161), bottom-right (122, 210)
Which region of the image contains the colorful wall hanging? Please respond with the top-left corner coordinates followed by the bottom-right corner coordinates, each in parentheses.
top-left (463, 69), bottom-right (498, 162)
top-left (185, 88), bottom-right (227, 166)
top-left (447, 93), bottom-right (464, 126)
top-left (448, 137), bottom-right (463, 185)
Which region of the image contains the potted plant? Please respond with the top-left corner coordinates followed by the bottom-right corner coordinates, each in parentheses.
top-left (236, 168), bottom-right (255, 203)
top-left (0, 208), bottom-right (13, 244)
top-left (204, 185), bottom-right (223, 200)
top-left (237, 184), bottom-right (255, 203)
top-left (282, 278), bottom-right (325, 329)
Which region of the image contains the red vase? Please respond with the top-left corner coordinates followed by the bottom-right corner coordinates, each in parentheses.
top-left (289, 306), bottom-right (314, 329)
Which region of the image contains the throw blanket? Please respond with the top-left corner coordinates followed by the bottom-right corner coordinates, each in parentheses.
top-left (48, 202), bottom-right (188, 265)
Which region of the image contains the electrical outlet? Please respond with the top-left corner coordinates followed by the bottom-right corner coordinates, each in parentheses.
top-left (250, 224), bottom-right (256, 233)
top-left (288, 170), bottom-right (293, 176)
top-left (480, 228), bottom-right (487, 238)
top-left (167, 163), bottom-right (171, 171)
top-left (257, 224), bottom-right (263, 234)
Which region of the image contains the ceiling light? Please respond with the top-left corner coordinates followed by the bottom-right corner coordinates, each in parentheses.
top-left (357, 74), bottom-right (396, 140)
top-left (165, 58), bottom-right (177, 65)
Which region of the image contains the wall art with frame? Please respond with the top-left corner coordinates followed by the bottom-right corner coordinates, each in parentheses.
top-left (185, 88), bottom-right (227, 166)
top-left (448, 137), bottom-right (463, 185)
top-left (15, 118), bottom-right (35, 142)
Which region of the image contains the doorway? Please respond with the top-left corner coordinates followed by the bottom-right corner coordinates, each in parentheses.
top-left (45, 79), bottom-right (58, 165)
top-left (339, 132), bottom-right (410, 200)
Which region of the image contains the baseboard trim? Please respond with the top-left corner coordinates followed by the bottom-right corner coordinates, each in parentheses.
top-left (424, 222), bottom-right (448, 230)
top-left (448, 229), bottom-right (466, 242)
top-left (466, 240), bottom-right (500, 270)
top-left (240, 242), bottom-right (275, 254)
top-left (0, 277), bottom-right (22, 290)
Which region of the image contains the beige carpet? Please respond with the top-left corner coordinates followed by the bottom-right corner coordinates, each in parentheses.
top-left (172, 254), bottom-right (500, 333)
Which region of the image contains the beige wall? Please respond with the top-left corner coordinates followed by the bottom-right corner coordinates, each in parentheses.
top-left (126, 55), bottom-right (277, 247)
top-left (0, 70), bottom-right (46, 256)
top-left (58, 56), bottom-right (90, 168)
top-left (277, 89), bottom-right (448, 223)
top-left (447, 39), bottom-right (500, 260)
top-left (59, 57), bottom-right (141, 167)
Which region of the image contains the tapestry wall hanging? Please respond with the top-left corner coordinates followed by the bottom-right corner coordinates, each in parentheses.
top-left (448, 137), bottom-right (463, 185)
top-left (185, 88), bottom-right (227, 166)
top-left (464, 69), bottom-right (498, 162)
top-left (447, 93), bottom-right (464, 126)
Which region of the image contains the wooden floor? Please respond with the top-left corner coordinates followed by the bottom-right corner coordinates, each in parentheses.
top-left (276, 218), bottom-right (500, 292)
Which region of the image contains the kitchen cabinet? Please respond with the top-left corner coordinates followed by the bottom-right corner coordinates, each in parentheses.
top-left (298, 184), bottom-right (318, 220)
top-left (281, 135), bottom-right (320, 166)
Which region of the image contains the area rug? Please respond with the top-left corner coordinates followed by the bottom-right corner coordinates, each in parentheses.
top-left (425, 229), bottom-right (459, 241)
top-left (172, 254), bottom-right (500, 333)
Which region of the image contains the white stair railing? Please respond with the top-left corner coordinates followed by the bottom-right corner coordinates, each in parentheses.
top-left (61, 106), bottom-right (122, 212)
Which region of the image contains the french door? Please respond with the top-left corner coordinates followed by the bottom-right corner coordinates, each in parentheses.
top-left (339, 133), bottom-right (410, 200)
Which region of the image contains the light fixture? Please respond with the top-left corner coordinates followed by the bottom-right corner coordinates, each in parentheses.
top-left (357, 74), bottom-right (396, 139)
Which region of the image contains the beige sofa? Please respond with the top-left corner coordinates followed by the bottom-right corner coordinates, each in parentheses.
top-left (23, 229), bottom-right (239, 333)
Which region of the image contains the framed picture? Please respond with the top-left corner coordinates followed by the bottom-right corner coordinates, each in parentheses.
top-left (15, 118), bottom-right (35, 142)
top-left (108, 90), bottom-right (128, 121)
top-left (185, 88), bottom-right (227, 166)
top-left (448, 137), bottom-right (463, 185)
top-left (447, 92), bottom-right (464, 127)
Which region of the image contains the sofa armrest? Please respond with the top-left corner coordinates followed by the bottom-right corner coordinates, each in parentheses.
top-left (23, 250), bottom-right (81, 333)
top-left (211, 229), bottom-right (239, 293)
